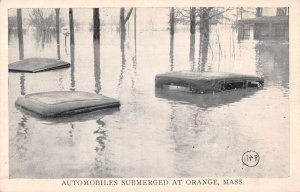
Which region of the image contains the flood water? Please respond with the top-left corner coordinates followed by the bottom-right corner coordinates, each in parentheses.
top-left (8, 21), bottom-right (289, 178)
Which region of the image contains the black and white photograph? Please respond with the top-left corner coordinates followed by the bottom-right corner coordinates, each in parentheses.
top-left (1, 1), bottom-right (300, 191)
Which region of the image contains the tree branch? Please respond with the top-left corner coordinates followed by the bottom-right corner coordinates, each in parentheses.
top-left (208, 8), bottom-right (232, 19)
top-left (175, 8), bottom-right (189, 18)
top-left (124, 8), bottom-right (133, 23)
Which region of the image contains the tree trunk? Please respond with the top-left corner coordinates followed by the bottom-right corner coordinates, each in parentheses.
top-left (70, 43), bottom-right (75, 91)
top-left (17, 9), bottom-right (24, 60)
top-left (190, 7), bottom-right (196, 34)
top-left (120, 8), bottom-right (133, 40)
top-left (55, 8), bottom-right (61, 59)
top-left (189, 34), bottom-right (195, 70)
top-left (120, 8), bottom-right (126, 40)
top-left (93, 8), bottom-right (100, 41)
top-left (240, 7), bottom-right (243, 19)
top-left (199, 32), bottom-right (209, 72)
top-left (119, 29), bottom-right (126, 86)
top-left (93, 8), bottom-right (101, 94)
top-left (170, 7), bottom-right (175, 35)
top-left (68, 10), bottom-right (75, 90)
top-left (200, 12), bottom-right (209, 38)
top-left (189, 7), bottom-right (196, 70)
top-left (169, 7), bottom-right (175, 71)
top-left (69, 8), bottom-right (75, 87)
top-left (127, 19), bottom-right (130, 39)
top-left (119, 8), bottom-right (133, 85)
top-left (119, 8), bottom-right (126, 86)
top-left (41, 31), bottom-right (45, 49)
top-left (169, 34), bottom-right (174, 71)
top-left (69, 8), bottom-right (75, 46)
top-left (198, 10), bottom-right (210, 72)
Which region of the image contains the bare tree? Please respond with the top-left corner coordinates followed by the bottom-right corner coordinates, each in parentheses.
top-left (28, 9), bottom-right (55, 31)
top-left (120, 8), bottom-right (133, 39)
top-left (175, 7), bottom-right (233, 71)
top-left (190, 7), bottom-right (196, 34)
top-left (119, 8), bottom-right (133, 86)
top-left (175, 7), bottom-right (233, 33)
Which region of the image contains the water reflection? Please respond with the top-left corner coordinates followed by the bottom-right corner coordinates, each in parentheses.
top-left (17, 107), bottom-right (119, 124)
top-left (155, 88), bottom-right (259, 108)
top-left (189, 34), bottom-right (195, 71)
top-left (19, 73), bottom-right (26, 95)
top-left (168, 102), bottom-right (207, 176)
top-left (130, 23), bottom-right (138, 89)
top-left (92, 116), bottom-right (112, 177)
top-left (119, 31), bottom-right (126, 87)
top-left (9, 23), bottom-right (289, 178)
top-left (12, 114), bottom-right (29, 177)
top-left (169, 34), bottom-right (174, 71)
top-left (8, 29), bottom-right (18, 44)
top-left (198, 33), bottom-right (209, 72)
top-left (58, 71), bottom-right (64, 89)
top-left (255, 41), bottom-right (289, 89)
top-left (131, 56), bottom-right (137, 89)
top-left (94, 40), bottom-right (101, 94)
top-left (64, 34), bottom-right (69, 56)
top-left (69, 123), bottom-right (75, 138)
top-left (16, 115), bottom-right (29, 148)
top-left (216, 28), bottom-right (222, 72)
top-left (70, 45), bottom-right (76, 91)
top-left (94, 119), bottom-right (107, 151)
top-left (34, 30), bottom-right (55, 49)
top-left (133, 13), bottom-right (137, 76)
top-left (134, 9), bottom-right (137, 55)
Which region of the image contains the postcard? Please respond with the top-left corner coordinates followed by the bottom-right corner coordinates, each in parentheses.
top-left (0, 0), bottom-right (299, 191)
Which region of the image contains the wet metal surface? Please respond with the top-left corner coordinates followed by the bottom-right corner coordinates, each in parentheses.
top-left (155, 71), bottom-right (264, 93)
top-left (15, 91), bottom-right (120, 117)
top-left (9, 58), bottom-right (70, 72)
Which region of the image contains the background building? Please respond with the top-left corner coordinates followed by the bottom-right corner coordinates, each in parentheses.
top-left (238, 7), bottom-right (289, 40)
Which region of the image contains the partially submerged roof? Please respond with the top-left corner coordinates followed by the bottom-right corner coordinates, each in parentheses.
top-left (238, 16), bottom-right (288, 24)
top-left (156, 71), bottom-right (262, 81)
top-left (9, 58), bottom-right (70, 73)
top-left (155, 71), bottom-right (264, 93)
top-left (15, 91), bottom-right (120, 117)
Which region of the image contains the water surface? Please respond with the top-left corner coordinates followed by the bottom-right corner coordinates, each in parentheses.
top-left (8, 24), bottom-right (289, 178)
